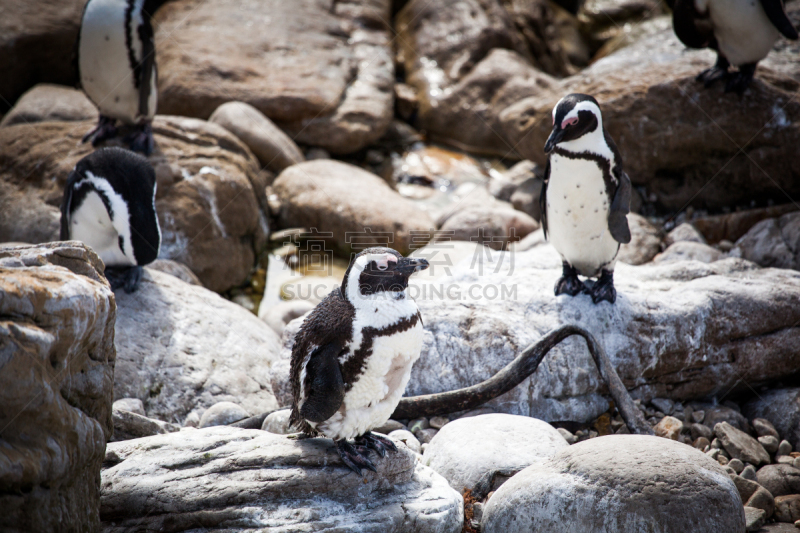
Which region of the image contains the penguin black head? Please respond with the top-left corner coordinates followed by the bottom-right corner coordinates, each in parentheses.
top-left (544, 94), bottom-right (604, 154)
top-left (340, 247), bottom-right (429, 303)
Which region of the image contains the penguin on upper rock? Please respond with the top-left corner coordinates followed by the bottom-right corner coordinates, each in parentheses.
top-left (670, 0), bottom-right (798, 93)
top-left (540, 93), bottom-right (632, 305)
top-left (77, 0), bottom-right (160, 154)
top-left (60, 147), bottom-right (161, 293)
top-left (289, 247), bottom-right (429, 475)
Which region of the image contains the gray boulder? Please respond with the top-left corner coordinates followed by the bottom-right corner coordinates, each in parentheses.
top-left (423, 414), bottom-right (568, 496)
top-left (482, 435), bottom-right (745, 532)
top-left (715, 422), bottom-right (770, 466)
top-left (756, 464), bottom-right (800, 498)
top-left (743, 388), bottom-right (800, 450)
top-left (198, 401), bottom-right (250, 428)
top-left (112, 409), bottom-right (179, 442)
top-left (114, 269), bottom-right (283, 426)
top-left (731, 212), bottom-right (800, 270)
top-left (653, 242), bottom-right (724, 264)
top-left (100, 427), bottom-right (463, 532)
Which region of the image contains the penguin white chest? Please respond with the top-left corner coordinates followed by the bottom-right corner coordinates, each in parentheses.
top-left (546, 154), bottom-right (620, 277)
top-left (702, 0), bottom-right (780, 65)
top-left (70, 191), bottom-right (135, 267)
top-left (318, 300), bottom-right (424, 441)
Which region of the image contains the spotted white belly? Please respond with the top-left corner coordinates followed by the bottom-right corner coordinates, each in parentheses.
top-left (546, 154), bottom-right (619, 277)
top-left (318, 322), bottom-right (423, 441)
top-left (79, 0), bottom-right (156, 123)
top-left (70, 191), bottom-right (135, 267)
top-left (700, 0), bottom-right (780, 65)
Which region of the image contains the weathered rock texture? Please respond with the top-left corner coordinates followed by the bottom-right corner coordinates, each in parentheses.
top-left (114, 269), bottom-right (283, 426)
top-left (100, 427), bottom-right (463, 532)
top-left (731, 212), bottom-right (800, 271)
top-left (0, 1), bottom-right (84, 109)
top-left (0, 83), bottom-right (97, 127)
top-left (0, 112), bottom-right (268, 292)
top-left (281, 243), bottom-right (800, 423)
top-left (153, 0), bottom-right (394, 153)
top-left (482, 435), bottom-right (745, 532)
top-left (0, 242), bottom-right (115, 532)
top-left (269, 160), bottom-right (434, 255)
top-left (744, 388), bottom-right (800, 451)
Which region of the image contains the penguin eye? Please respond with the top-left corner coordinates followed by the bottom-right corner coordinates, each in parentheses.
top-left (562, 117), bottom-right (579, 129)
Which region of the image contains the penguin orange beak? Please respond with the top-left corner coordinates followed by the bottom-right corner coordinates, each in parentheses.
top-left (544, 127), bottom-right (565, 154)
top-left (396, 257), bottom-right (429, 275)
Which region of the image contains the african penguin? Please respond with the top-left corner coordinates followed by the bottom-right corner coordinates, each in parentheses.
top-left (289, 247), bottom-right (430, 475)
top-left (77, 0), bottom-right (159, 154)
top-left (60, 147), bottom-right (161, 293)
top-left (671, 0), bottom-right (798, 92)
top-left (540, 94), bottom-right (632, 304)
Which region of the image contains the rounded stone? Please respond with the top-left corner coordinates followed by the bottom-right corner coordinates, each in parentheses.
top-left (199, 402), bottom-right (250, 428)
top-left (261, 409), bottom-right (292, 435)
top-left (482, 435), bottom-right (745, 533)
top-left (389, 429), bottom-right (422, 454)
top-left (423, 414), bottom-right (568, 494)
top-left (112, 398), bottom-right (145, 416)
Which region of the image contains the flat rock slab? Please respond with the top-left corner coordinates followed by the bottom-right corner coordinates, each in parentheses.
top-left (0, 111), bottom-right (267, 292)
top-left (293, 244), bottom-right (800, 422)
top-left (114, 269), bottom-right (283, 426)
top-left (0, 242), bottom-right (115, 532)
top-left (100, 427), bottom-right (463, 532)
top-left (154, 0), bottom-right (394, 153)
top-left (715, 422), bottom-right (770, 466)
top-left (423, 414), bottom-right (568, 496)
top-left (482, 435), bottom-right (745, 532)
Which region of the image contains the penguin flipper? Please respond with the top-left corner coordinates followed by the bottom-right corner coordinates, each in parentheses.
top-left (539, 159), bottom-right (550, 240)
top-left (759, 0), bottom-right (799, 39)
top-left (608, 172), bottom-right (632, 244)
top-left (672, 0), bottom-right (715, 49)
top-left (300, 343), bottom-right (345, 424)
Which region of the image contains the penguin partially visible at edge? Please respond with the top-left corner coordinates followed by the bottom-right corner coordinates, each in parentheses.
top-left (290, 247), bottom-right (429, 475)
top-left (540, 93), bottom-right (632, 305)
top-left (78, 0), bottom-right (160, 155)
top-left (670, 0), bottom-right (798, 93)
top-left (60, 147), bottom-right (161, 293)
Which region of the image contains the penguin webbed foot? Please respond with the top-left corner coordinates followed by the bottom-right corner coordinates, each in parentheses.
top-left (586, 269), bottom-right (616, 304)
top-left (696, 55), bottom-right (730, 87)
top-left (554, 262), bottom-right (585, 297)
top-left (82, 115), bottom-right (118, 146)
top-left (724, 63), bottom-right (757, 94)
top-left (105, 265), bottom-right (143, 294)
top-left (336, 439), bottom-right (377, 476)
top-left (125, 123), bottom-right (154, 156)
top-left (354, 431), bottom-right (398, 458)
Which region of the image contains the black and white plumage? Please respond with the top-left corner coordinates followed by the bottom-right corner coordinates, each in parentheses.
top-left (60, 147), bottom-right (161, 293)
top-left (671, 0), bottom-right (798, 93)
top-left (290, 247), bottom-right (429, 475)
top-left (540, 94), bottom-right (632, 305)
top-left (78, 0), bottom-right (159, 154)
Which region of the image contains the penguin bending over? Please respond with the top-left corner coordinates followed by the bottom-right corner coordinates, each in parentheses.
top-left (671, 0), bottom-right (798, 93)
top-left (290, 248), bottom-right (429, 475)
top-left (540, 94), bottom-right (632, 305)
top-left (60, 147), bottom-right (161, 293)
top-left (78, 0), bottom-right (159, 154)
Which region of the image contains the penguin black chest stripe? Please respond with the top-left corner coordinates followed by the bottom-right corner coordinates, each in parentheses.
top-left (551, 146), bottom-right (617, 198)
top-left (124, 0), bottom-right (141, 88)
top-left (340, 312), bottom-right (422, 389)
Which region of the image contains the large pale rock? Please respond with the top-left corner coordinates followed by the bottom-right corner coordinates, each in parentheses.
top-left (617, 213), bottom-right (663, 265)
top-left (209, 101), bottom-right (305, 172)
top-left (0, 242), bottom-right (115, 532)
top-left (500, 15), bottom-right (800, 211)
top-left (292, 243), bottom-right (800, 422)
top-left (113, 269), bottom-right (283, 426)
top-left (0, 113), bottom-right (267, 292)
top-left (0, 83), bottom-right (96, 127)
top-left (653, 241), bottom-right (724, 264)
top-left (100, 427), bottom-right (463, 532)
top-left (422, 414), bottom-right (568, 495)
top-left (154, 0), bottom-right (394, 154)
top-left (744, 388), bottom-right (800, 450)
top-left (438, 205), bottom-right (539, 249)
top-left (269, 160), bottom-right (434, 255)
top-left (731, 212), bottom-right (800, 271)
top-left (0, 1), bottom-right (84, 108)
top-left (482, 435), bottom-right (745, 532)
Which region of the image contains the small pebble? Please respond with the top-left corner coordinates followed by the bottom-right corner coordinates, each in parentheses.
top-left (717, 455), bottom-right (729, 466)
top-left (588, 430), bottom-right (598, 439)
top-left (113, 398), bottom-right (145, 416)
top-left (654, 416), bottom-right (683, 440)
top-left (374, 419), bottom-right (406, 434)
top-left (707, 448), bottom-right (721, 460)
top-left (711, 438), bottom-right (722, 449)
top-left (408, 417), bottom-right (429, 434)
top-left (728, 458), bottom-right (744, 473)
top-left (691, 423), bottom-right (713, 441)
top-left (388, 429), bottom-right (421, 454)
top-left (741, 464), bottom-right (757, 481)
top-left (650, 397), bottom-right (673, 414)
top-left (693, 436), bottom-right (710, 450)
top-left (429, 416), bottom-right (449, 429)
top-left (558, 428), bottom-right (577, 444)
top-left (724, 465), bottom-right (736, 476)
top-left (692, 410), bottom-right (706, 424)
top-left (183, 411), bottom-right (201, 428)
top-left (758, 435), bottom-right (779, 454)
top-left (778, 440), bottom-right (793, 457)
top-left (752, 418), bottom-right (780, 439)
top-left (417, 428), bottom-right (438, 444)
top-left (795, 457), bottom-right (800, 470)
top-left (718, 449), bottom-right (730, 460)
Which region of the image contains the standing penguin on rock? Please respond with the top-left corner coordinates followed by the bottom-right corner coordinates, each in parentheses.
top-left (540, 94), bottom-right (632, 305)
top-left (671, 0), bottom-right (798, 93)
top-left (289, 248), bottom-right (429, 475)
top-left (60, 147), bottom-right (161, 293)
top-left (77, 0), bottom-right (160, 154)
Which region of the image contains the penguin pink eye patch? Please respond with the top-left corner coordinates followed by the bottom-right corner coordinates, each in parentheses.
top-left (373, 255), bottom-right (397, 271)
top-left (561, 116), bottom-right (579, 129)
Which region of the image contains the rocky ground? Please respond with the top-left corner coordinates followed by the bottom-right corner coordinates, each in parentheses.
top-left (1, 0), bottom-right (800, 531)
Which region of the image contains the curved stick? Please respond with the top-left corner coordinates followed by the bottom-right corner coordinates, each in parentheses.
top-left (392, 325), bottom-right (653, 436)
